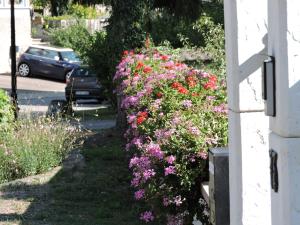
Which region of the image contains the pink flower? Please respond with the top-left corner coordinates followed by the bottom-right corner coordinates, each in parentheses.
top-left (166, 155), bottom-right (176, 164)
top-left (134, 189), bottom-right (145, 200)
top-left (188, 126), bottom-right (200, 136)
top-left (131, 172), bottom-right (141, 187)
top-left (163, 197), bottom-right (170, 206)
top-left (165, 166), bottom-right (176, 176)
top-left (213, 103), bottom-right (228, 114)
top-left (173, 195), bottom-right (184, 206)
top-left (143, 169), bottom-right (156, 181)
top-left (140, 211), bottom-right (154, 222)
top-left (146, 142), bottom-right (164, 159)
top-left (198, 151), bottom-right (208, 160)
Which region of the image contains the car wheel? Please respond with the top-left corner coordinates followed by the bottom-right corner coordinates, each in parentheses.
top-left (18, 63), bottom-right (30, 77)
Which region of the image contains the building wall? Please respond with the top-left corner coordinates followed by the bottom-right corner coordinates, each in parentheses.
top-left (0, 2), bottom-right (31, 74)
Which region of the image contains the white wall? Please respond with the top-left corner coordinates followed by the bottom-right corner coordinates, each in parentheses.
top-left (224, 0), bottom-right (271, 224)
top-left (0, 8), bottom-right (31, 73)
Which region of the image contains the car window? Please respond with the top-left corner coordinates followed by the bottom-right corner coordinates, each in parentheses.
top-left (43, 50), bottom-right (59, 60)
top-left (60, 51), bottom-right (80, 62)
top-left (72, 68), bottom-right (97, 77)
top-left (26, 47), bottom-right (43, 56)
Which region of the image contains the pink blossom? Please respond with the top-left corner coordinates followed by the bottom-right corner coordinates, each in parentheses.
top-left (206, 95), bottom-right (216, 101)
top-left (198, 151), bottom-right (208, 160)
top-left (140, 211), bottom-right (154, 222)
top-left (200, 71), bottom-right (210, 78)
top-left (165, 166), bottom-right (176, 176)
top-left (213, 103), bottom-right (228, 114)
top-left (166, 155), bottom-right (176, 164)
top-left (127, 114), bottom-right (136, 124)
top-left (129, 156), bottom-right (151, 170)
top-left (173, 195), bottom-right (184, 206)
top-left (143, 169), bottom-right (156, 181)
top-left (146, 142), bottom-right (164, 159)
top-left (131, 137), bottom-right (143, 149)
top-left (134, 189), bottom-right (145, 200)
top-left (131, 172), bottom-right (141, 187)
top-left (188, 126), bottom-right (200, 136)
top-left (163, 197), bottom-right (170, 206)
top-left (182, 100), bottom-right (193, 108)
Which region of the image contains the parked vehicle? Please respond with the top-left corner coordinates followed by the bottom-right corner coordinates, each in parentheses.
top-left (65, 66), bottom-right (106, 103)
top-left (18, 45), bottom-right (81, 81)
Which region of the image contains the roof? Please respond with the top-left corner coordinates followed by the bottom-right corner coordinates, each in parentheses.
top-left (29, 45), bottom-right (74, 52)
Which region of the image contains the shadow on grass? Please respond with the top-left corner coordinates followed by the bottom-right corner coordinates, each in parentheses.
top-left (0, 129), bottom-right (146, 225)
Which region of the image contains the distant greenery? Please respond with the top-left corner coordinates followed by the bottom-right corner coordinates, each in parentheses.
top-left (49, 24), bottom-right (95, 63)
top-left (0, 117), bottom-right (80, 183)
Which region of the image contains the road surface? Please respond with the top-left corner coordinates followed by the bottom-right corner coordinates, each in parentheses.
top-left (0, 74), bottom-right (111, 119)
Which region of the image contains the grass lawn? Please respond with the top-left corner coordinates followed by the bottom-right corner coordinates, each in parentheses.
top-left (0, 129), bottom-right (146, 225)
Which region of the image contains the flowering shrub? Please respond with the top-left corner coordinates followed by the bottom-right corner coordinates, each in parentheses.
top-left (114, 48), bottom-right (228, 224)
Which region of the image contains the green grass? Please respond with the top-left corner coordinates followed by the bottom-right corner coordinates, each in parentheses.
top-left (0, 129), bottom-right (147, 225)
top-left (0, 118), bottom-right (79, 184)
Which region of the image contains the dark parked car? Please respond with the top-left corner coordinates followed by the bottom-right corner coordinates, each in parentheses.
top-left (65, 66), bottom-right (106, 103)
top-left (18, 45), bottom-right (81, 81)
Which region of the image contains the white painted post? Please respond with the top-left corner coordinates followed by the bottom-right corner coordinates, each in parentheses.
top-left (224, 0), bottom-right (271, 224)
top-left (268, 1), bottom-right (300, 224)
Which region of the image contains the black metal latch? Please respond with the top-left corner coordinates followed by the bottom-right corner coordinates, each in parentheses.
top-left (262, 56), bottom-right (276, 117)
top-left (269, 149), bottom-right (278, 192)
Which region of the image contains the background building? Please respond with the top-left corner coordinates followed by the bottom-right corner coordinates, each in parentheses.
top-left (0, 0), bottom-right (31, 73)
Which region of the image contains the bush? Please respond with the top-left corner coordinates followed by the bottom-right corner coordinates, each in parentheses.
top-left (114, 47), bottom-right (228, 224)
top-left (67, 4), bottom-right (98, 19)
top-left (0, 117), bottom-right (80, 183)
top-left (0, 89), bottom-right (14, 126)
top-left (49, 24), bottom-right (95, 63)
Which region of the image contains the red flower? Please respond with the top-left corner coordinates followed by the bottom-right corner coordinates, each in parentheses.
top-left (178, 87), bottom-right (189, 94)
top-left (139, 112), bottom-right (148, 118)
top-left (136, 61), bottom-right (144, 70)
top-left (192, 92), bottom-right (200, 97)
top-left (134, 73), bottom-right (139, 77)
top-left (123, 50), bottom-right (129, 56)
top-left (160, 55), bottom-right (169, 61)
top-left (156, 92), bottom-right (163, 98)
top-left (171, 82), bottom-right (181, 89)
top-left (143, 66), bottom-right (152, 74)
top-left (137, 111), bottom-right (148, 125)
top-left (203, 75), bottom-right (218, 90)
top-left (129, 50), bottom-right (134, 55)
top-left (137, 116), bottom-right (146, 125)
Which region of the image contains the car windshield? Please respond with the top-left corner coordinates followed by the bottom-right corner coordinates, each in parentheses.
top-left (60, 51), bottom-right (80, 62)
top-left (72, 67), bottom-right (97, 77)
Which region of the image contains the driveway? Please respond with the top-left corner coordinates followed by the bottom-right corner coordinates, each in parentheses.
top-left (0, 74), bottom-right (113, 118)
top-left (0, 74), bottom-right (65, 117)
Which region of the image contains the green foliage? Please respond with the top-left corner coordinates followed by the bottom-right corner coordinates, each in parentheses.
top-left (149, 9), bottom-right (205, 48)
top-left (49, 24), bottom-right (95, 63)
top-left (0, 89), bottom-right (13, 126)
top-left (67, 4), bottom-right (98, 19)
top-left (193, 14), bottom-right (225, 76)
top-left (0, 118), bottom-right (80, 183)
top-left (31, 0), bottom-right (48, 8)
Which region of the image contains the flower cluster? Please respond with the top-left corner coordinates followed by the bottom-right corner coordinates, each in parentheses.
top-left (114, 48), bottom-right (228, 224)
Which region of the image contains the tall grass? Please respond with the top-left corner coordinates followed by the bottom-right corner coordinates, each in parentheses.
top-left (0, 117), bottom-right (80, 183)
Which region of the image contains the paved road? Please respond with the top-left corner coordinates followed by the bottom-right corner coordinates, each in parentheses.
top-left (0, 74), bottom-right (114, 125)
top-left (0, 74), bottom-right (66, 116)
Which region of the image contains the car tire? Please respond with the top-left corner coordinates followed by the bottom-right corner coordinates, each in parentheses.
top-left (18, 63), bottom-right (30, 77)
